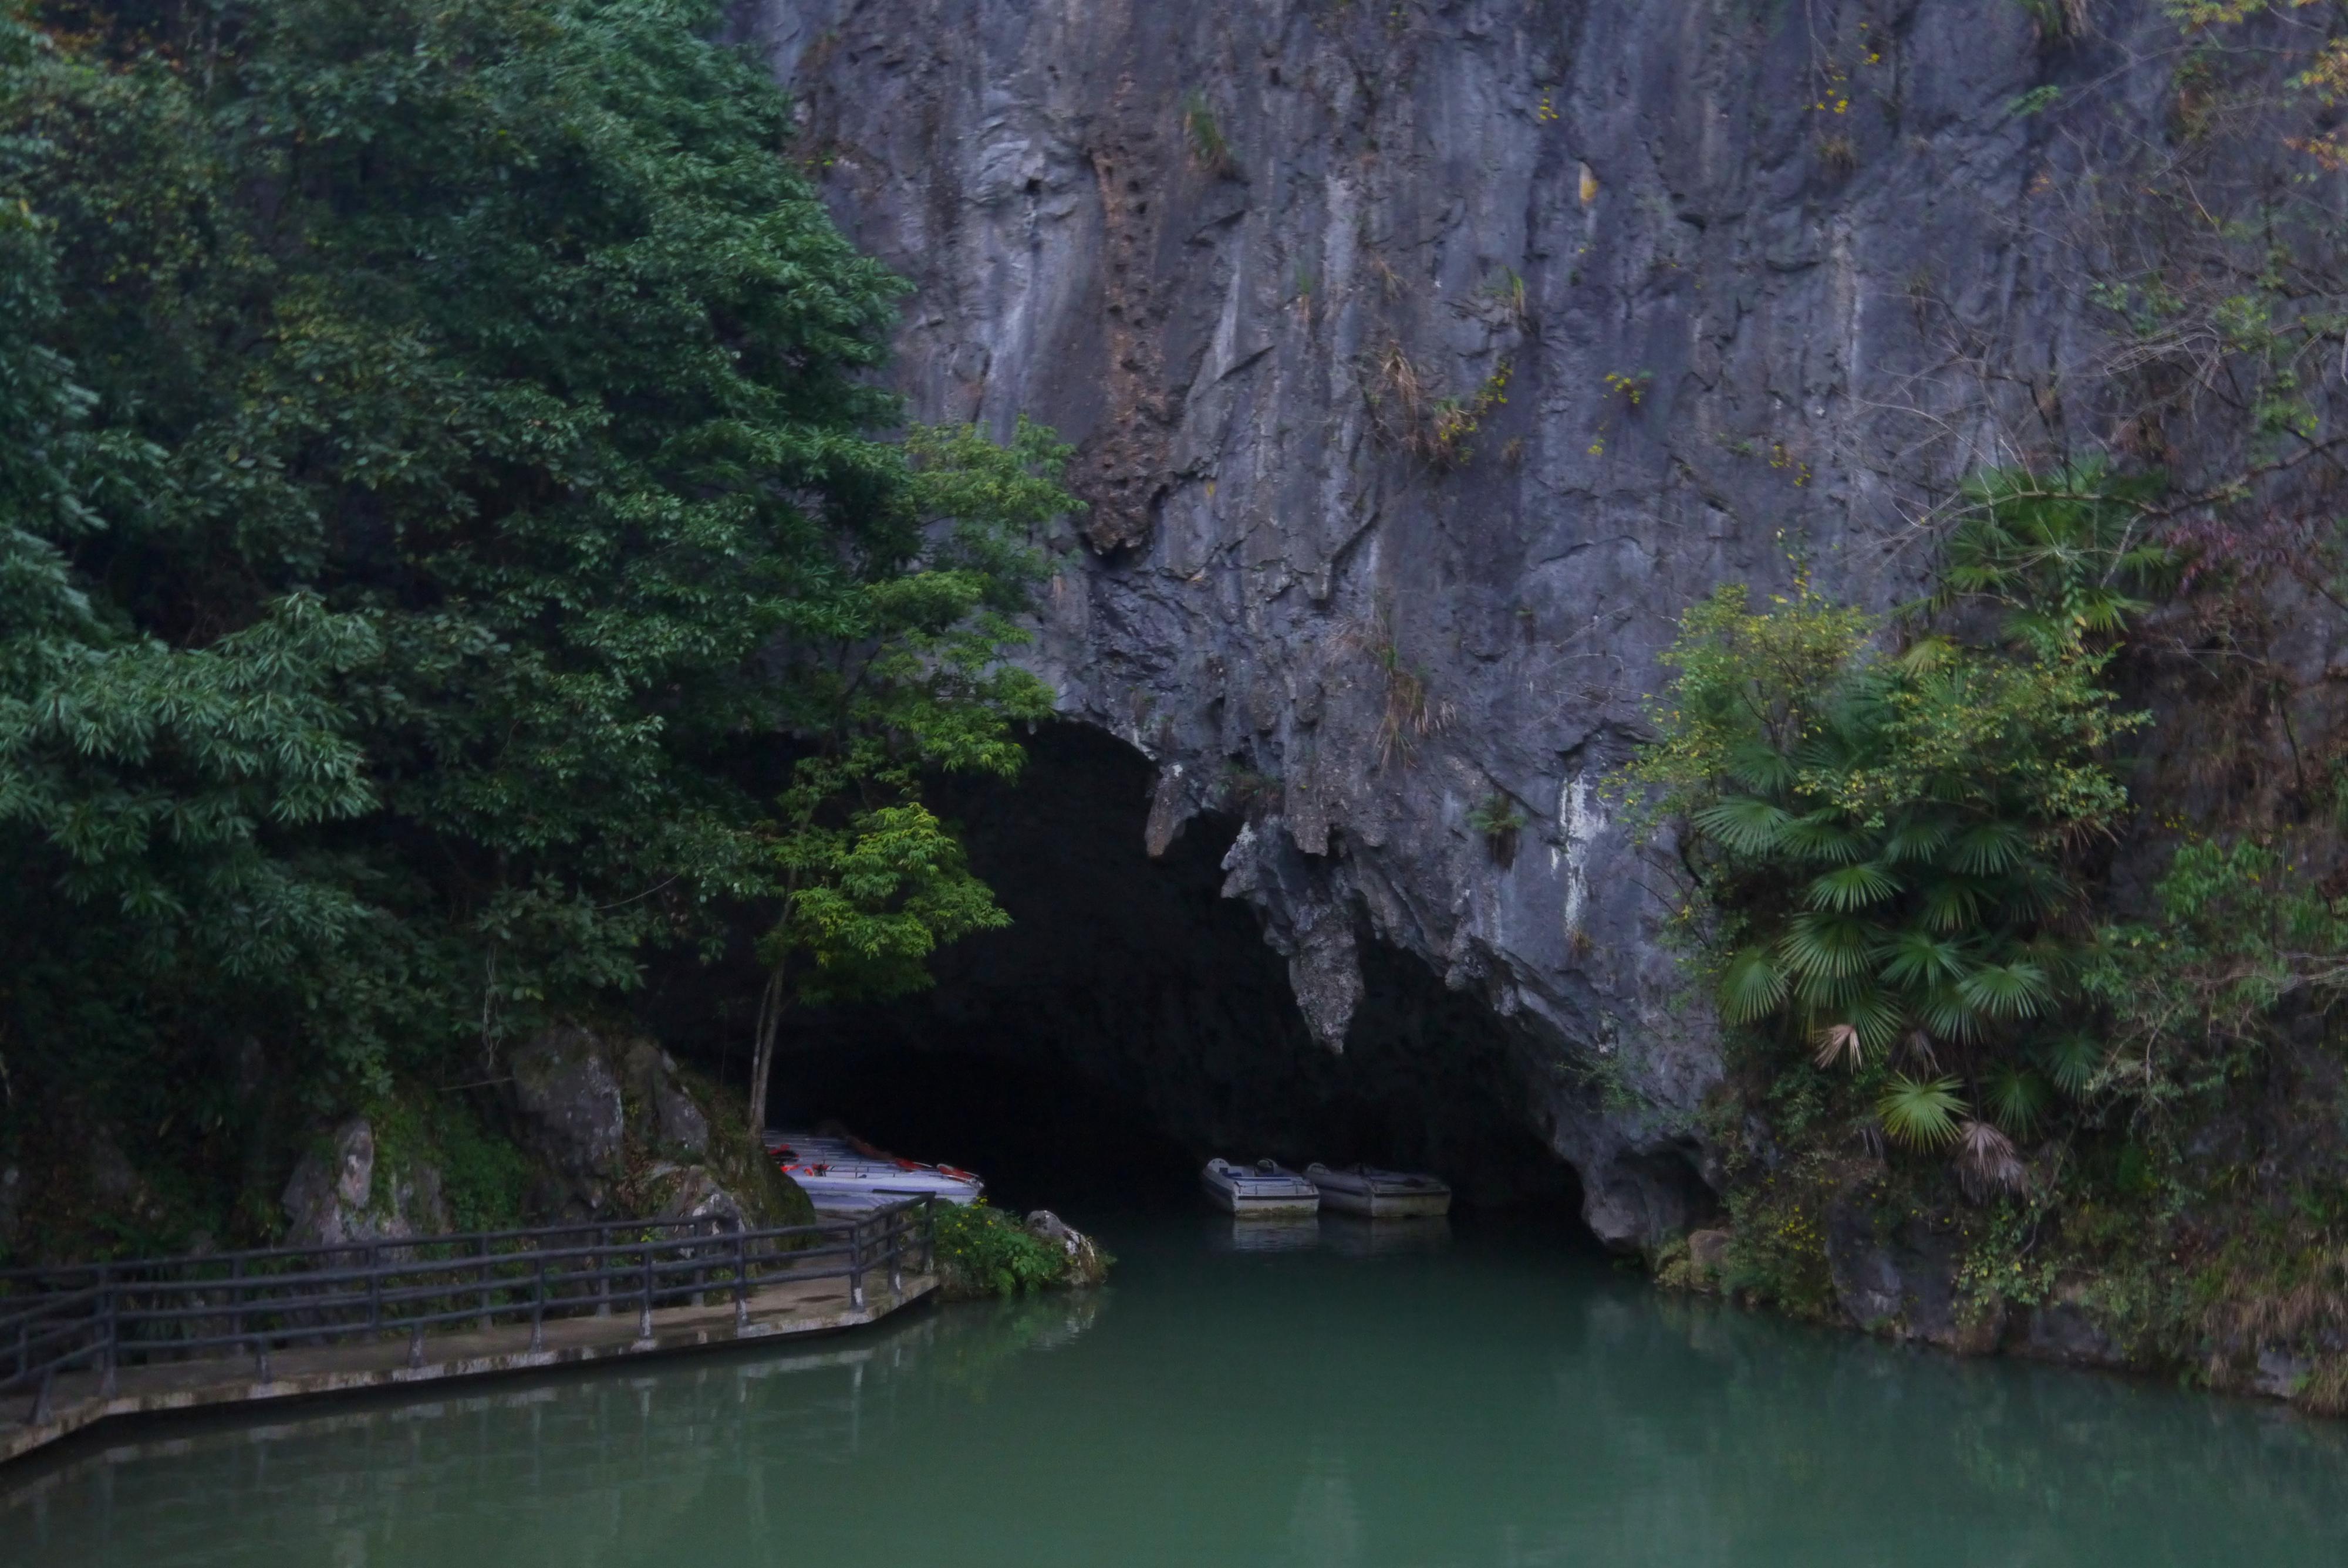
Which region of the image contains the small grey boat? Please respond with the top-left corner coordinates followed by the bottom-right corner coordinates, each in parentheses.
top-left (1304, 1163), bottom-right (1452, 1219)
top-left (1202, 1158), bottom-right (1320, 1217)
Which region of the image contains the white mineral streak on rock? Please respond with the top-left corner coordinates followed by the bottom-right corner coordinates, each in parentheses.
top-left (1560, 772), bottom-right (1604, 948)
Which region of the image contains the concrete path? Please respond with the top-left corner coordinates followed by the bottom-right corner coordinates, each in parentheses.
top-left (0, 1268), bottom-right (936, 1465)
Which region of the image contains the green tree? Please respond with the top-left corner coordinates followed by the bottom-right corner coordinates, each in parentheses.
top-left (0, 0), bottom-right (1069, 1221)
top-left (741, 418), bottom-right (1068, 1132)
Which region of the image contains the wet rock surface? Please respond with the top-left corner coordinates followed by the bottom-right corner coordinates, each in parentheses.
top-left (741, 0), bottom-right (2348, 1262)
top-left (731, 0), bottom-right (2167, 1244)
top-left (510, 1026), bottom-right (630, 1206)
top-left (281, 1118), bottom-right (450, 1248)
top-left (1823, 1184), bottom-right (1982, 1351)
top-left (279, 1028), bottom-right (811, 1244)
top-left (1025, 1208), bottom-right (1109, 1287)
top-left (509, 1025), bottom-right (810, 1228)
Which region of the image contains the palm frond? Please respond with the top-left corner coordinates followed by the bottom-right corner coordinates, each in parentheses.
top-left (2001, 861), bottom-right (2073, 919)
top-left (1810, 986), bottom-right (1906, 1069)
top-left (1956, 960), bottom-right (2050, 1020)
top-left (1955, 1118), bottom-right (2027, 1201)
top-left (1918, 876), bottom-right (1985, 934)
top-left (1790, 968), bottom-right (1878, 1011)
top-left (1779, 912), bottom-right (1877, 981)
top-left (1891, 634), bottom-right (1961, 675)
top-left (1879, 817), bottom-right (1953, 865)
top-left (1915, 983), bottom-right (1985, 1043)
top-left (1985, 1063), bottom-right (2051, 1136)
top-left (1690, 796), bottom-right (1794, 856)
top-left (2073, 586), bottom-right (2149, 636)
top-left (2036, 1033), bottom-right (2104, 1097)
top-left (1877, 927), bottom-right (1968, 988)
top-left (1804, 861), bottom-right (1902, 911)
top-left (1949, 821), bottom-right (2030, 875)
top-left (1724, 741), bottom-right (1797, 794)
top-left (1877, 1075), bottom-right (1968, 1150)
top-left (1844, 985), bottom-right (1908, 1052)
top-left (1717, 946), bottom-right (1790, 1023)
top-left (1812, 1023), bottom-right (1864, 1070)
top-left (1777, 809), bottom-right (1870, 865)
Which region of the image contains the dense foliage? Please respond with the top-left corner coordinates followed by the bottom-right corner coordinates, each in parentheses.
top-left (1642, 453), bottom-right (2348, 1403)
top-left (0, 0), bottom-right (1066, 1225)
top-left (932, 1199), bottom-right (1094, 1299)
top-left (1626, 478), bottom-right (2169, 1192)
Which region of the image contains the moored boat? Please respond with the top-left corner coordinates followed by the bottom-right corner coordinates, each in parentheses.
top-left (1303, 1163), bottom-right (1452, 1219)
top-left (1201, 1157), bottom-right (1320, 1217)
top-left (764, 1130), bottom-right (984, 1215)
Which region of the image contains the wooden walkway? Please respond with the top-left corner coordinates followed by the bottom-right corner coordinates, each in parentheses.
top-left (0, 1266), bottom-right (935, 1466)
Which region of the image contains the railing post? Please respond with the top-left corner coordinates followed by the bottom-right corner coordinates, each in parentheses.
top-left (849, 1220), bottom-right (866, 1312)
top-left (100, 1264), bottom-right (119, 1398)
top-left (733, 1226), bottom-right (749, 1331)
top-left (530, 1252), bottom-right (546, 1354)
top-left (637, 1242), bottom-right (654, 1343)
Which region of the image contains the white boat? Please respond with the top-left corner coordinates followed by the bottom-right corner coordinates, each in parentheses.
top-left (1201, 1158), bottom-right (1320, 1218)
top-left (1303, 1163), bottom-right (1452, 1219)
top-left (764, 1130), bottom-right (984, 1215)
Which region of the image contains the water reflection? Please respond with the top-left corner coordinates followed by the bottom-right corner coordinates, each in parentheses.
top-left (1281, 1450), bottom-right (1362, 1568)
top-left (10, 1211), bottom-right (2348, 1567)
top-left (1318, 1215), bottom-right (1450, 1258)
top-left (1210, 1216), bottom-right (1324, 1253)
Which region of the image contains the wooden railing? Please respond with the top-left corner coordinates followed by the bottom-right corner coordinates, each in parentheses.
top-left (0, 1198), bottom-right (936, 1426)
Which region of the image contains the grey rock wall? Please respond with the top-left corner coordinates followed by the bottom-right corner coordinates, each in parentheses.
top-left (737, 0), bottom-right (2229, 1245)
top-left (282, 1118), bottom-right (450, 1248)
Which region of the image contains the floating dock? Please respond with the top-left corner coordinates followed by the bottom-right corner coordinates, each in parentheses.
top-left (2, 1207), bottom-right (936, 1466)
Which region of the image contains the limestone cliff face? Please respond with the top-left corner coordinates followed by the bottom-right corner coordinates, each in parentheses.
top-left (734, 0), bottom-right (2252, 1244)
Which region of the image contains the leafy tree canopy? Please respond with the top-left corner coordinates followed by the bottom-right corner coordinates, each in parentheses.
top-left (0, 0), bottom-right (1068, 1207)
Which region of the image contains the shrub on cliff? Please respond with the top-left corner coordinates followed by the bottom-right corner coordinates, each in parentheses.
top-left (1624, 478), bottom-right (2164, 1191)
top-left (1625, 583), bottom-right (2141, 1170)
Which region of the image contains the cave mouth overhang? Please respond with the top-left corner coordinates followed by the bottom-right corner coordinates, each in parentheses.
top-left (740, 722), bottom-right (1602, 1218)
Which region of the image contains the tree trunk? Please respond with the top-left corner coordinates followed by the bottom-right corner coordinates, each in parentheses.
top-left (748, 965), bottom-right (784, 1140)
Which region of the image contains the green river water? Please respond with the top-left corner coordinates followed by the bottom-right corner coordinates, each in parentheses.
top-left (11, 1206), bottom-right (2347, 1566)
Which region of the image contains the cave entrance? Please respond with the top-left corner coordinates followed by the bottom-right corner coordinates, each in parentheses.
top-left (768, 725), bottom-right (1581, 1218)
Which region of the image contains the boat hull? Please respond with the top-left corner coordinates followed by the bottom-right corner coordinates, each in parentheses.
top-left (1313, 1186), bottom-right (1451, 1219)
top-left (789, 1174), bottom-right (983, 1214)
top-left (1304, 1164), bottom-right (1453, 1219)
top-left (1200, 1160), bottom-right (1320, 1218)
top-left (765, 1130), bottom-right (983, 1216)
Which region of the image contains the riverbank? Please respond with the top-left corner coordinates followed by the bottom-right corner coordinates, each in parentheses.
top-left (1652, 1077), bottom-right (2348, 1417)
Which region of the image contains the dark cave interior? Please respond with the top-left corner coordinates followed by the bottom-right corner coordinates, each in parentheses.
top-left (680, 725), bottom-right (1583, 1219)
